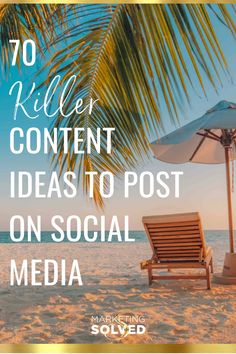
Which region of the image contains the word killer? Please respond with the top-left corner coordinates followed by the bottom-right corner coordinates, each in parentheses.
top-left (9, 75), bottom-right (99, 120)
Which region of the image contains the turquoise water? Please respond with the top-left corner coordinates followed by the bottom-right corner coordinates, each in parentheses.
top-left (0, 230), bottom-right (145, 243)
top-left (1, 230), bottom-right (232, 269)
top-left (0, 230), bottom-right (232, 246)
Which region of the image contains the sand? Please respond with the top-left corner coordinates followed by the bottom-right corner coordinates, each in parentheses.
top-left (0, 242), bottom-right (235, 343)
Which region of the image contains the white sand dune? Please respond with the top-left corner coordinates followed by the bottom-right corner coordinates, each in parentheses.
top-left (0, 243), bottom-right (235, 343)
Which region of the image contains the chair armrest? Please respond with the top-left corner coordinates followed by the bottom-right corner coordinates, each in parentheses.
top-left (204, 247), bottom-right (213, 266)
top-left (140, 259), bottom-right (156, 270)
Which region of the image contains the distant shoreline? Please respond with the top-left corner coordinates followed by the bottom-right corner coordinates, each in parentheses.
top-left (0, 230), bottom-right (233, 243)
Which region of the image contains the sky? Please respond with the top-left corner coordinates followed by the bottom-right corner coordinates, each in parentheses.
top-left (1, 5), bottom-right (236, 232)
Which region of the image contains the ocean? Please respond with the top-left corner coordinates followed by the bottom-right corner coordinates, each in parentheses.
top-left (0, 230), bottom-right (233, 272)
top-left (0, 230), bottom-right (232, 246)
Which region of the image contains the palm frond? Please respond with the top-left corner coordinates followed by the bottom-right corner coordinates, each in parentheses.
top-left (39, 4), bottom-right (236, 207)
top-left (0, 4), bottom-right (67, 73)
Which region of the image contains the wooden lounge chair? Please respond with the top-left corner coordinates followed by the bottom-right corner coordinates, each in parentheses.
top-left (141, 212), bottom-right (213, 289)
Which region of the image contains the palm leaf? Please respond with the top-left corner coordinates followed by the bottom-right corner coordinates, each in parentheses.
top-left (39, 5), bottom-right (236, 206)
top-left (0, 4), bottom-right (67, 74)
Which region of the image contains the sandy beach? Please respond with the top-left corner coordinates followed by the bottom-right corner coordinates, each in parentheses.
top-left (0, 242), bottom-right (236, 344)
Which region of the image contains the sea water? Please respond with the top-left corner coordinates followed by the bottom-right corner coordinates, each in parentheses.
top-left (0, 230), bottom-right (232, 245)
top-left (0, 230), bottom-right (233, 270)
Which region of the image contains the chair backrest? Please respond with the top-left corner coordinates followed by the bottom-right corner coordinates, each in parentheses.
top-left (142, 212), bottom-right (206, 263)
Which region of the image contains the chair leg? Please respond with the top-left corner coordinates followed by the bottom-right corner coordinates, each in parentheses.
top-left (148, 266), bottom-right (152, 286)
top-left (206, 267), bottom-right (211, 290)
top-left (210, 258), bottom-right (214, 273)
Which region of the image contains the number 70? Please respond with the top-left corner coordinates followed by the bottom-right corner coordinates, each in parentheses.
top-left (9, 39), bottom-right (36, 66)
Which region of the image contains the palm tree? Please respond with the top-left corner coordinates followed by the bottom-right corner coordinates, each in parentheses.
top-left (0, 4), bottom-right (66, 73)
top-left (2, 5), bottom-right (236, 206)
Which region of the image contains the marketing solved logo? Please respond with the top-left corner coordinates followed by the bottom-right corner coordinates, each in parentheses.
top-left (90, 313), bottom-right (146, 341)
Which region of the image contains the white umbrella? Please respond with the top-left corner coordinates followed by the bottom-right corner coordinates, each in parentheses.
top-left (151, 100), bottom-right (236, 283)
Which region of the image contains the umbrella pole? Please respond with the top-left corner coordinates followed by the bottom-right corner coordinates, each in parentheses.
top-left (224, 146), bottom-right (234, 253)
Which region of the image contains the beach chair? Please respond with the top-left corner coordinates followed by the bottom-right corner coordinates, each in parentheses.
top-left (141, 212), bottom-right (213, 289)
